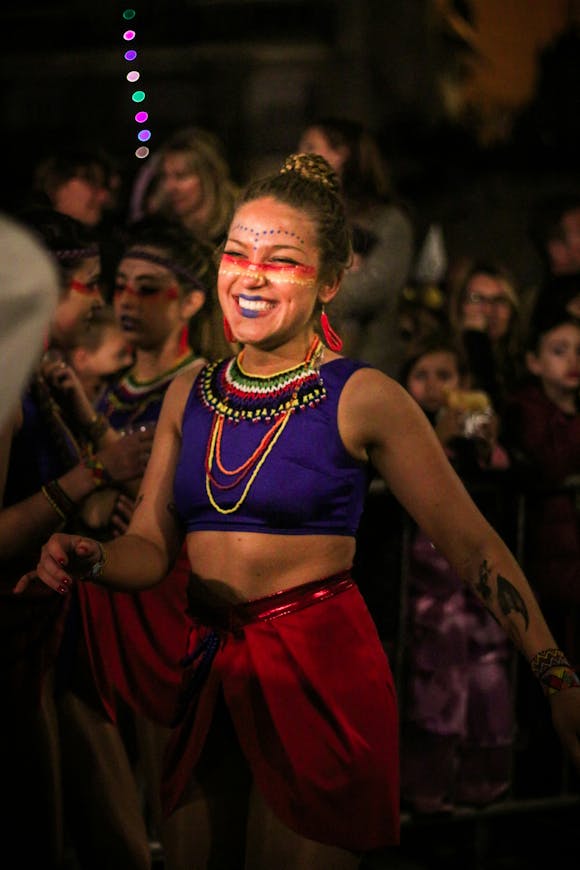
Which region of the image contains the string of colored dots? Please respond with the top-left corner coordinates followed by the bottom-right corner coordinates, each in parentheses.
top-left (122, 8), bottom-right (151, 160)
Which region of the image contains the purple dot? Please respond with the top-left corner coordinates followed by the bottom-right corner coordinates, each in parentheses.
top-left (124, 49), bottom-right (137, 61)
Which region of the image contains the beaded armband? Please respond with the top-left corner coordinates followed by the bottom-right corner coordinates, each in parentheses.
top-left (84, 456), bottom-right (111, 488)
top-left (41, 480), bottom-right (76, 521)
top-left (529, 648), bottom-right (580, 697)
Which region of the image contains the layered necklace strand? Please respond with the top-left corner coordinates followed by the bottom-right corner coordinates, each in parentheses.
top-left (202, 335), bottom-right (326, 514)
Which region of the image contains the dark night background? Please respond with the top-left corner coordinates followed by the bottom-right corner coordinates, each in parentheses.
top-left (1, 0), bottom-right (579, 275)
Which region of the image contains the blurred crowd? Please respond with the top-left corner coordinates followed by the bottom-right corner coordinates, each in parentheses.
top-left (0, 119), bottom-right (578, 867)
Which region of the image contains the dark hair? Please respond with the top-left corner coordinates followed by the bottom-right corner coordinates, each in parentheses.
top-left (19, 206), bottom-right (100, 283)
top-left (234, 152), bottom-right (352, 286)
top-left (398, 332), bottom-right (468, 388)
top-left (302, 117), bottom-right (393, 205)
top-left (33, 147), bottom-right (118, 198)
top-left (529, 192), bottom-right (580, 252)
top-left (526, 293), bottom-right (580, 353)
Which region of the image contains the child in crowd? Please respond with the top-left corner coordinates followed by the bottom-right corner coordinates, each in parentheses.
top-left (503, 303), bottom-right (580, 665)
top-left (399, 335), bottom-right (514, 813)
top-left (64, 305), bottom-right (134, 404)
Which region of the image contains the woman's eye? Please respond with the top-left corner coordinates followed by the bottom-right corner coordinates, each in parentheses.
top-left (223, 249), bottom-right (243, 258)
top-left (272, 259), bottom-right (298, 266)
top-left (138, 284), bottom-right (162, 297)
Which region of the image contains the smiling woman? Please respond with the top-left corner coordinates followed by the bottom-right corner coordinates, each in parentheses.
top-left (17, 154), bottom-right (580, 870)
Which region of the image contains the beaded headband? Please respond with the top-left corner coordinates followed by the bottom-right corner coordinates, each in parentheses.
top-left (54, 246), bottom-right (100, 263)
top-left (124, 248), bottom-right (207, 293)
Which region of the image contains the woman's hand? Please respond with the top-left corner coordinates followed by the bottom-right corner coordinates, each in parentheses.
top-left (41, 353), bottom-right (96, 429)
top-left (97, 428), bottom-right (154, 483)
top-left (550, 688), bottom-right (580, 773)
top-left (110, 493), bottom-right (135, 536)
top-left (13, 534), bottom-right (103, 595)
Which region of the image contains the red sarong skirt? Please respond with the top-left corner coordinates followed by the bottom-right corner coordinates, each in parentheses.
top-left (161, 571), bottom-right (400, 851)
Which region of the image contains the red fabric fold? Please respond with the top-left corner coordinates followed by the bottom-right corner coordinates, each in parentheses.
top-left (162, 579), bottom-right (400, 851)
top-left (77, 545), bottom-right (191, 725)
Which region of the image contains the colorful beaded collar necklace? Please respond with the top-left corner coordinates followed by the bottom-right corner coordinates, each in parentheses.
top-left (201, 335), bottom-right (326, 514)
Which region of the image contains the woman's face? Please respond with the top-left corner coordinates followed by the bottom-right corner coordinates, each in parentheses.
top-left (298, 127), bottom-right (348, 176)
top-left (461, 273), bottom-right (513, 342)
top-left (218, 196), bottom-right (338, 352)
top-left (51, 256), bottom-right (103, 345)
top-left (158, 152), bottom-right (204, 221)
top-left (113, 248), bottom-right (187, 351)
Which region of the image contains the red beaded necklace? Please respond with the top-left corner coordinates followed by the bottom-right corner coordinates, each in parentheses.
top-left (204, 335), bottom-right (324, 514)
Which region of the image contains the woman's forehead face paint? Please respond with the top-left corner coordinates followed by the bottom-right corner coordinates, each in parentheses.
top-left (220, 224), bottom-right (316, 287)
top-left (232, 222), bottom-right (306, 248)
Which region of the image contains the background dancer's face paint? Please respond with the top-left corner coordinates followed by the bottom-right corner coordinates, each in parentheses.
top-left (114, 249), bottom-right (197, 351)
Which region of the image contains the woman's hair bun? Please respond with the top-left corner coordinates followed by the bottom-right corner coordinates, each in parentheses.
top-left (279, 152), bottom-right (340, 195)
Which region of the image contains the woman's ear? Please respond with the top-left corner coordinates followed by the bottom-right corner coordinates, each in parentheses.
top-left (318, 271), bottom-right (343, 306)
top-left (181, 289), bottom-right (206, 320)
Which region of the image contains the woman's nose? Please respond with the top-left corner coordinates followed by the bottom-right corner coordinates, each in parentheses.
top-left (242, 265), bottom-right (267, 287)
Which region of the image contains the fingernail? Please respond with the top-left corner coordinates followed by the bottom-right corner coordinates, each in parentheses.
top-left (58, 558), bottom-right (66, 565)
top-left (57, 585), bottom-right (67, 594)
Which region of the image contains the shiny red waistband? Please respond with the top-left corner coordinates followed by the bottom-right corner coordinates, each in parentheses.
top-left (186, 570), bottom-right (354, 632)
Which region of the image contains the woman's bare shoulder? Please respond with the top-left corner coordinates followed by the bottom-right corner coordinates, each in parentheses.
top-left (161, 358), bottom-right (208, 423)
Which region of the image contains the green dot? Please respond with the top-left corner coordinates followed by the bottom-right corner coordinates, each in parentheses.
top-left (131, 91), bottom-right (146, 103)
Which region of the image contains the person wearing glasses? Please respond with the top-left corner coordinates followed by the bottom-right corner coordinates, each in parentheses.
top-left (447, 258), bottom-right (523, 411)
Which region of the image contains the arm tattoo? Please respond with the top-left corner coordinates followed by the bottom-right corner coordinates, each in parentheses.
top-left (497, 574), bottom-right (529, 630)
top-left (473, 561), bottom-right (528, 638)
top-left (474, 559), bottom-right (493, 602)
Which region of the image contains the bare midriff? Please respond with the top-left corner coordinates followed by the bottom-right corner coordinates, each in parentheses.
top-left (185, 530), bottom-right (356, 603)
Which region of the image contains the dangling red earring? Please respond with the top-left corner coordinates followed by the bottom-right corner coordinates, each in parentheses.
top-left (223, 317), bottom-right (235, 343)
top-left (320, 307), bottom-right (343, 351)
top-left (178, 323), bottom-right (190, 355)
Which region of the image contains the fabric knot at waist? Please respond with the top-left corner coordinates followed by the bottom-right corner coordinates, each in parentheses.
top-left (185, 569), bottom-right (354, 635)
top-left (172, 571), bottom-right (354, 726)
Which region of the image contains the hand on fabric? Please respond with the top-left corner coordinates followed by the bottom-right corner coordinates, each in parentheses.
top-left (13, 534), bottom-right (102, 595)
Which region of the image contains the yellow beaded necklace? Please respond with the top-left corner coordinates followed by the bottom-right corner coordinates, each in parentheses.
top-left (204, 335), bottom-right (324, 514)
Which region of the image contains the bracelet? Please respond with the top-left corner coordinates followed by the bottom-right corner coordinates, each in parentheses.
top-left (83, 455), bottom-right (111, 488)
top-left (85, 412), bottom-right (109, 443)
top-left (41, 479), bottom-right (76, 521)
top-left (529, 648), bottom-right (572, 680)
top-left (81, 541), bottom-right (107, 582)
top-left (540, 666), bottom-right (580, 697)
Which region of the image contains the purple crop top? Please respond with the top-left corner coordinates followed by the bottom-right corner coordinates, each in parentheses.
top-left (173, 357), bottom-right (371, 536)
